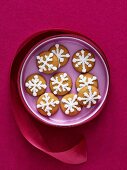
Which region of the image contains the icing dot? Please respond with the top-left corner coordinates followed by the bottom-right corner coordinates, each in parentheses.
top-left (25, 82), bottom-right (29, 87)
top-left (66, 54), bottom-right (70, 57)
top-left (77, 107), bottom-right (81, 111)
top-left (60, 58), bottom-right (64, 62)
top-left (83, 101), bottom-right (87, 104)
top-left (55, 100), bottom-right (60, 104)
top-left (72, 58), bottom-right (76, 63)
top-left (62, 99), bottom-right (66, 102)
top-left (65, 110), bottom-right (69, 114)
top-left (34, 75), bottom-right (38, 78)
top-left (60, 49), bottom-right (64, 53)
top-left (79, 75), bottom-right (83, 79)
top-left (49, 53), bottom-right (53, 57)
top-left (53, 67), bottom-right (57, 70)
top-left (76, 53), bottom-right (79, 57)
top-left (70, 108), bottom-right (74, 112)
top-left (77, 88), bottom-right (80, 92)
top-left (36, 56), bottom-right (40, 59)
top-left (88, 64), bottom-right (92, 67)
top-left (33, 92), bottom-right (37, 96)
top-left (78, 97), bottom-right (82, 101)
top-left (98, 95), bottom-right (101, 99)
top-left (47, 112), bottom-right (51, 116)
top-left (55, 44), bottom-right (59, 48)
top-left (93, 76), bottom-right (96, 80)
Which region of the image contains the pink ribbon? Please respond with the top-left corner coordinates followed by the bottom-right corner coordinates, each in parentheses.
top-left (10, 30), bottom-right (87, 164)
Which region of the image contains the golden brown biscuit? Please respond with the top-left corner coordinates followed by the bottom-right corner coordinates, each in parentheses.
top-left (72, 49), bottom-right (95, 73)
top-left (49, 44), bottom-right (70, 67)
top-left (50, 72), bottom-right (72, 96)
top-left (25, 74), bottom-right (47, 96)
top-left (60, 94), bottom-right (82, 116)
top-left (77, 86), bottom-right (101, 108)
top-left (36, 51), bottom-right (59, 74)
top-left (37, 93), bottom-right (59, 116)
top-left (76, 73), bottom-right (98, 92)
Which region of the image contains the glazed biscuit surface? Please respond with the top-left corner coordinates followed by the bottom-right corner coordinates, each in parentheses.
top-left (50, 72), bottom-right (72, 95)
top-left (36, 51), bottom-right (59, 74)
top-left (37, 93), bottom-right (59, 116)
top-left (60, 94), bottom-right (82, 116)
top-left (78, 86), bottom-right (101, 108)
top-left (76, 73), bottom-right (98, 92)
top-left (49, 44), bottom-right (70, 67)
top-left (25, 74), bottom-right (47, 96)
top-left (72, 49), bottom-right (95, 73)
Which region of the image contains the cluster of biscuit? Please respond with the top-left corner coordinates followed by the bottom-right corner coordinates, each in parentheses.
top-left (25, 44), bottom-right (101, 117)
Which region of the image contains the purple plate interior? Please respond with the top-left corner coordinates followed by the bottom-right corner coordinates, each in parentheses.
top-left (20, 36), bottom-right (109, 127)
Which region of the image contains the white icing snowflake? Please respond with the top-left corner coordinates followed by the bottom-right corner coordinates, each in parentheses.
top-left (37, 93), bottom-right (59, 116)
top-left (72, 50), bottom-right (95, 73)
top-left (50, 73), bottom-right (71, 95)
top-left (51, 44), bottom-right (70, 67)
top-left (36, 53), bottom-right (57, 72)
top-left (77, 74), bottom-right (97, 92)
top-left (25, 75), bottom-right (47, 96)
top-left (78, 86), bottom-right (101, 108)
top-left (61, 94), bottom-right (81, 114)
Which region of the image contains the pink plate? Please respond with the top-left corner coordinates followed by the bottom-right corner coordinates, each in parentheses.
top-left (18, 33), bottom-right (110, 127)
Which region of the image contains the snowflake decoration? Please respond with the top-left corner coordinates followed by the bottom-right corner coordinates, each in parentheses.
top-left (25, 75), bottom-right (47, 96)
top-left (78, 86), bottom-right (101, 108)
top-left (72, 50), bottom-right (95, 73)
top-left (37, 93), bottom-right (59, 116)
top-left (36, 53), bottom-right (57, 72)
top-left (77, 74), bottom-right (97, 92)
top-left (61, 94), bottom-right (81, 114)
top-left (50, 73), bottom-right (71, 95)
top-left (51, 44), bottom-right (70, 67)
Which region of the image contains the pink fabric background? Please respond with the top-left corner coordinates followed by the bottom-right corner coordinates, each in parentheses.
top-left (0, 0), bottom-right (127, 169)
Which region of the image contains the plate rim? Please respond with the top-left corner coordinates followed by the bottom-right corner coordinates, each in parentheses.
top-left (17, 33), bottom-right (110, 127)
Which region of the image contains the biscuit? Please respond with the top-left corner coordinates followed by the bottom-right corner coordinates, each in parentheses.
top-left (50, 72), bottom-right (72, 95)
top-left (36, 51), bottom-right (59, 74)
top-left (37, 93), bottom-right (59, 116)
top-left (49, 44), bottom-right (70, 67)
top-left (60, 94), bottom-right (82, 116)
top-left (77, 86), bottom-right (101, 108)
top-left (76, 73), bottom-right (98, 92)
top-left (72, 49), bottom-right (95, 73)
top-left (25, 74), bottom-right (47, 96)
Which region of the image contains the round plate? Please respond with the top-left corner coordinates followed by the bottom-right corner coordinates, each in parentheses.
top-left (18, 34), bottom-right (109, 127)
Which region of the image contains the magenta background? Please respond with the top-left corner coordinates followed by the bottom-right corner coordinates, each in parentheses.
top-left (0, 0), bottom-right (127, 170)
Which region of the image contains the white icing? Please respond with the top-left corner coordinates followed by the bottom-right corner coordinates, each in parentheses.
top-left (72, 50), bottom-right (95, 73)
top-left (51, 44), bottom-right (70, 67)
top-left (50, 73), bottom-right (71, 95)
top-left (36, 53), bottom-right (57, 72)
top-left (61, 94), bottom-right (81, 114)
top-left (37, 93), bottom-right (59, 116)
top-left (25, 75), bottom-right (47, 96)
top-left (77, 74), bottom-right (97, 92)
top-left (78, 86), bottom-right (101, 108)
